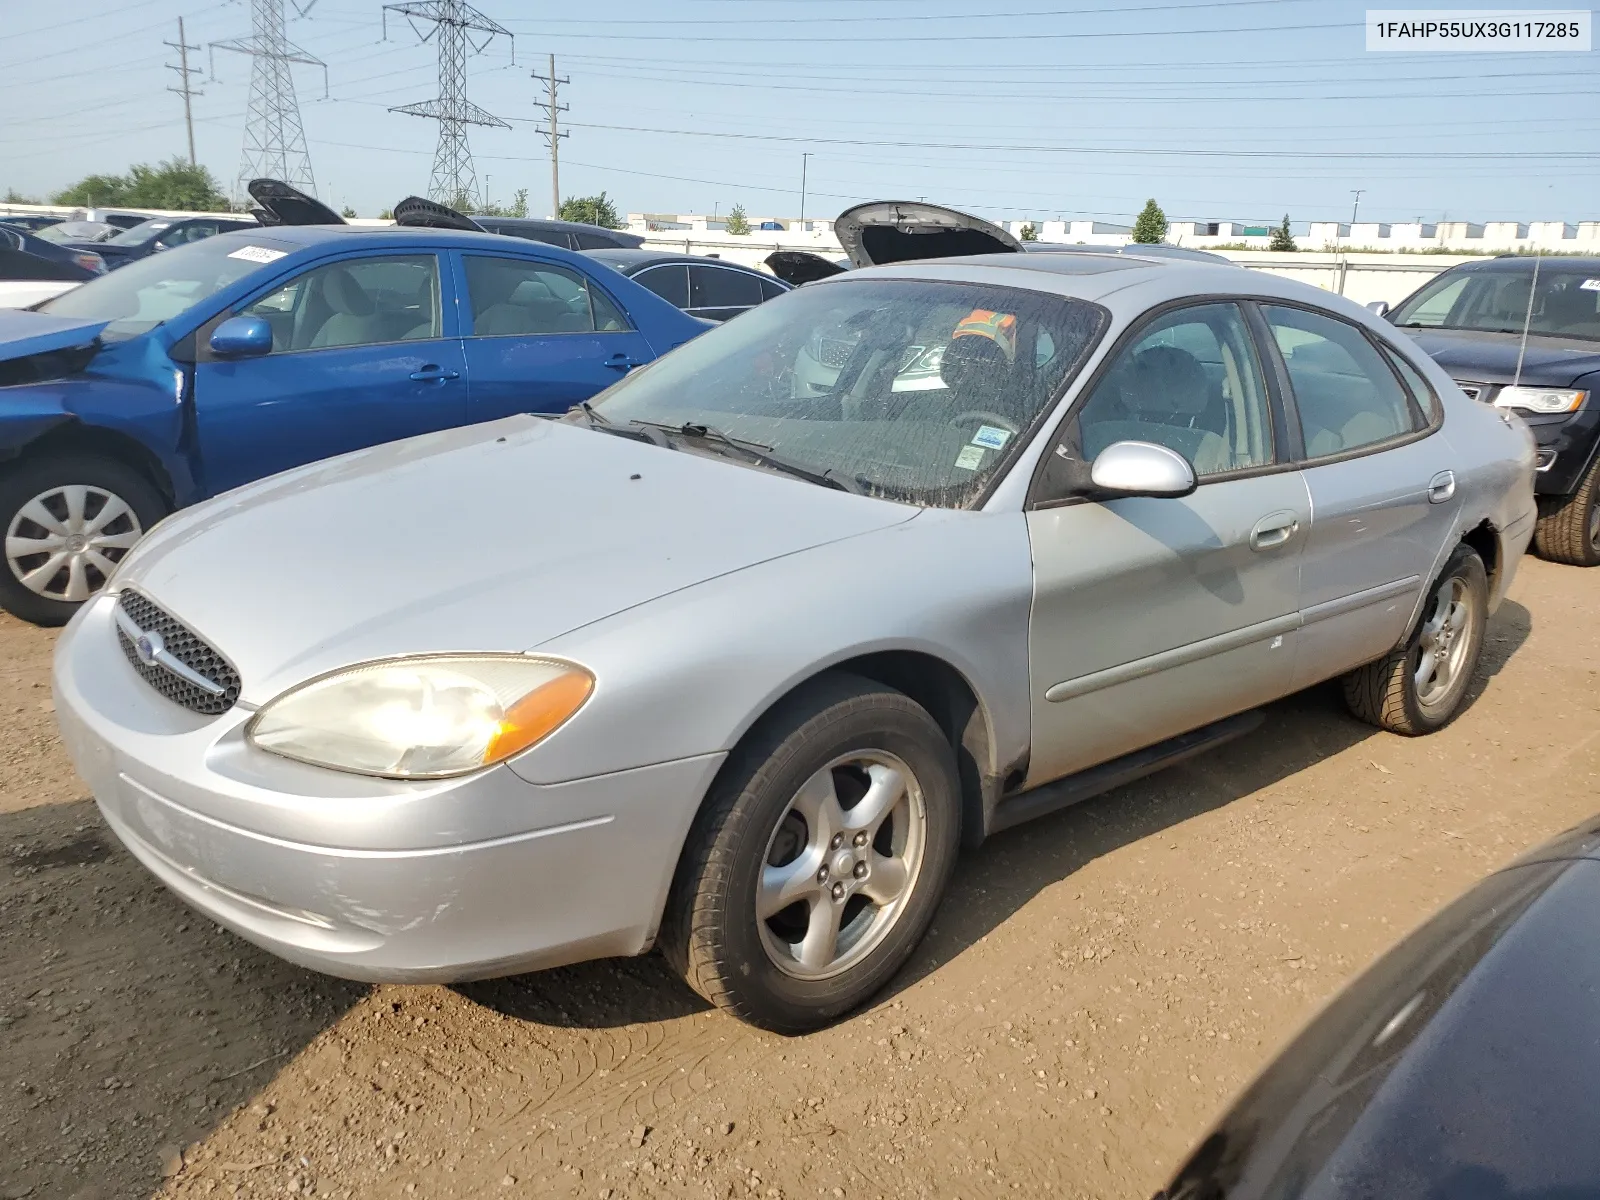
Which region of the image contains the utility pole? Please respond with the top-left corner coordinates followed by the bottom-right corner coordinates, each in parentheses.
top-left (531, 54), bottom-right (569, 219)
top-left (383, 0), bottom-right (513, 211)
top-left (165, 17), bottom-right (204, 167)
top-left (799, 152), bottom-right (811, 227)
top-left (1349, 188), bottom-right (1365, 231)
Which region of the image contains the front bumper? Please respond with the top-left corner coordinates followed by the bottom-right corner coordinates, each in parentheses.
top-left (1518, 407), bottom-right (1598, 496)
top-left (53, 594), bottom-right (724, 983)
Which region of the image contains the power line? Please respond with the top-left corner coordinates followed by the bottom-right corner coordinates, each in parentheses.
top-left (382, 0), bottom-right (513, 208)
top-left (164, 17), bottom-right (205, 167)
top-left (530, 53), bottom-right (569, 218)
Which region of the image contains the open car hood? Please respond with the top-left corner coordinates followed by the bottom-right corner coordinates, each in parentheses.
top-left (834, 201), bottom-right (1022, 269)
top-left (0, 312), bottom-right (109, 362)
top-left (246, 179), bottom-right (345, 228)
top-left (765, 250), bottom-right (849, 287)
top-left (392, 196), bottom-right (486, 233)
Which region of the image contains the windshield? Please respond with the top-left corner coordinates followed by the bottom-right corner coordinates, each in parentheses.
top-left (38, 235), bottom-right (292, 341)
top-left (35, 222), bottom-right (114, 245)
top-left (105, 219), bottom-right (172, 248)
top-left (589, 278), bottom-right (1107, 508)
top-left (1392, 263), bottom-right (1600, 342)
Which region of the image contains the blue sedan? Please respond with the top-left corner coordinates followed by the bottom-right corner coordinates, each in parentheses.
top-left (0, 224), bottom-right (708, 624)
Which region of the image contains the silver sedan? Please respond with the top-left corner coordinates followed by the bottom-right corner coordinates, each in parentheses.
top-left (53, 253), bottom-right (1537, 1032)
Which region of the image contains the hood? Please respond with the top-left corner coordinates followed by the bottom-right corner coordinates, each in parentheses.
top-left (0, 311), bottom-right (108, 362)
top-left (118, 416), bottom-right (919, 700)
top-left (765, 249), bottom-right (849, 287)
top-left (392, 196), bottom-right (485, 233)
top-left (247, 178), bottom-right (346, 227)
top-left (1402, 327), bottom-right (1600, 387)
top-left (834, 201), bottom-right (1023, 269)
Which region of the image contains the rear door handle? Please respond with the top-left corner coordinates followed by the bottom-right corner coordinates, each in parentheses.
top-left (409, 365), bottom-right (460, 383)
top-left (1250, 510), bottom-right (1300, 551)
top-left (604, 353), bottom-right (643, 372)
top-left (1428, 470), bottom-right (1456, 503)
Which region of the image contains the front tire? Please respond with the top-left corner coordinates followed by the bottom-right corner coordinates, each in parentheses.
top-left (1532, 454), bottom-right (1600, 567)
top-left (661, 674), bottom-right (961, 1034)
top-left (1342, 544), bottom-right (1488, 736)
top-left (0, 456), bottom-right (168, 627)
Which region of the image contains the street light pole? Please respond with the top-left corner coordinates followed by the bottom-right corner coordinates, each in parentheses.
top-left (799, 152), bottom-right (811, 227)
top-left (1349, 189), bottom-right (1365, 231)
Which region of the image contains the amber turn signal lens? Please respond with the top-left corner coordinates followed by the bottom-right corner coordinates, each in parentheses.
top-left (484, 669), bottom-right (595, 763)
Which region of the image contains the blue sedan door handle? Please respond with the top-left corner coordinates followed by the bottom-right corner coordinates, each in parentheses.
top-left (409, 365), bottom-right (461, 383)
top-left (604, 353), bottom-right (643, 372)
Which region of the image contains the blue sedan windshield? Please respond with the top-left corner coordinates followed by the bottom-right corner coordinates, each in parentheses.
top-left (39, 236), bottom-right (293, 342)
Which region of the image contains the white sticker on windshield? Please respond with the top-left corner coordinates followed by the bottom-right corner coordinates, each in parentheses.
top-left (954, 445), bottom-right (986, 471)
top-left (970, 425), bottom-right (1011, 450)
top-left (1581, 278), bottom-right (1600, 291)
top-left (228, 245), bottom-right (287, 264)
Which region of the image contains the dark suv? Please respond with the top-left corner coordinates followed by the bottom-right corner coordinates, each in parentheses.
top-left (1386, 255), bottom-right (1600, 566)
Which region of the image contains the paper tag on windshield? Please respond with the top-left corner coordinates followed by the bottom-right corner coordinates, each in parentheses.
top-left (954, 445), bottom-right (986, 471)
top-left (1581, 279), bottom-right (1600, 291)
top-left (970, 425), bottom-right (1011, 450)
top-left (228, 245), bottom-right (287, 264)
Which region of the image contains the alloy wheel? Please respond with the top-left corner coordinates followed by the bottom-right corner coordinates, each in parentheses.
top-left (1414, 573), bottom-right (1476, 714)
top-left (757, 750), bottom-right (927, 981)
top-left (4, 485), bottom-right (144, 602)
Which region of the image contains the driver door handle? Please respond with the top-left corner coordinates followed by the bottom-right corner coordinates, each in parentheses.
top-left (1250, 511), bottom-right (1300, 551)
top-left (1428, 470), bottom-right (1456, 504)
top-left (409, 365), bottom-right (460, 383)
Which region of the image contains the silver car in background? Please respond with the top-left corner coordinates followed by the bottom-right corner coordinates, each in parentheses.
top-left (54, 251), bottom-right (1537, 1033)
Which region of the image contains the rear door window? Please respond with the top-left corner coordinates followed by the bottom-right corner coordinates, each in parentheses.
top-left (758, 276), bottom-right (789, 301)
top-left (690, 265), bottom-right (763, 311)
top-left (1264, 305), bottom-right (1422, 457)
top-left (573, 232), bottom-right (615, 250)
top-left (463, 255), bottom-right (632, 335)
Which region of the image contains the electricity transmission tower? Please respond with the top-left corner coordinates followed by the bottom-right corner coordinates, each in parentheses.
top-left (383, 0), bottom-right (513, 211)
top-left (530, 54), bottom-right (568, 219)
top-left (164, 17), bottom-right (204, 167)
top-left (211, 0), bottom-right (328, 200)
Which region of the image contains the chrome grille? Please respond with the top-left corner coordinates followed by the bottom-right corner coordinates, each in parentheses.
top-left (114, 591), bottom-right (240, 716)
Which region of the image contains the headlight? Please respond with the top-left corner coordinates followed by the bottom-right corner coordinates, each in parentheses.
top-left (1494, 386), bottom-right (1586, 414)
top-left (247, 655), bottom-right (594, 778)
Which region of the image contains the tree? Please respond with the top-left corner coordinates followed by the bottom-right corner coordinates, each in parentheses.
top-left (52, 158), bottom-right (229, 211)
top-left (1019, 222), bottom-right (1039, 242)
top-left (723, 203), bottom-right (751, 235)
top-left (476, 187), bottom-right (530, 219)
top-left (1131, 198), bottom-right (1168, 244)
top-left (559, 191), bottom-right (622, 229)
top-left (3, 188), bottom-right (41, 204)
top-left (1269, 214), bottom-right (1298, 252)
top-left (340, 205), bottom-right (357, 218)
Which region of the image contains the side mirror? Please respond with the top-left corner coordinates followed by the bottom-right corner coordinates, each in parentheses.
top-left (1366, 300), bottom-right (1390, 319)
top-left (1085, 440), bottom-right (1197, 499)
top-left (209, 315), bottom-right (273, 359)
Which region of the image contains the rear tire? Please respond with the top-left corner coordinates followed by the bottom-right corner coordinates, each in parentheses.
top-left (1532, 454), bottom-right (1600, 567)
top-left (1342, 544), bottom-right (1488, 736)
top-left (660, 673), bottom-right (961, 1034)
top-left (0, 456), bottom-right (168, 627)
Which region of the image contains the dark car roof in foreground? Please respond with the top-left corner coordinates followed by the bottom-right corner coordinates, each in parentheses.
top-left (1159, 815), bottom-right (1600, 1200)
top-left (200, 225), bottom-right (604, 254)
top-left (1448, 254), bottom-right (1600, 272)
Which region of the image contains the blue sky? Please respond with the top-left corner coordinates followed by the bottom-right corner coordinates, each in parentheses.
top-left (2, 0), bottom-right (1594, 226)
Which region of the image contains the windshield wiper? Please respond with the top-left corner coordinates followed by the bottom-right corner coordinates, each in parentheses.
top-left (628, 419), bottom-right (861, 493)
top-left (566, 400), bottom-right (659, 443)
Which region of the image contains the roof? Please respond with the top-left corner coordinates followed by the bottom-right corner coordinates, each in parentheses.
top-left (582, 247), bottom-right (768, 273)
top-left (837, 251), bottom-right (1386, 323)
top-left (1469, 254), bottom-right (1600, 271)
top-left (206, 224), bottom-right (605, 258)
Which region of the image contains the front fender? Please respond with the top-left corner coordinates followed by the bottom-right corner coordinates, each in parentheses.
top-left (516, 508), bottom-right (1036, 794)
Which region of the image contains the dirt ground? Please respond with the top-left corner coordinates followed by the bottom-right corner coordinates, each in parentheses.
top-left (3, 556), bottom-right (1598, 1200)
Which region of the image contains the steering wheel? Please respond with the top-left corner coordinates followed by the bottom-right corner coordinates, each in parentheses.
top-left (949, 410), bottom-right (1019, 435)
